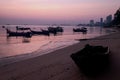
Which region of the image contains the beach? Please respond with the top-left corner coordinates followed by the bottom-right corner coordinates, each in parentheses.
top-left (0, 25), bottom-right (110, 58)
top-left (0, 32), bottom-right (120, 80)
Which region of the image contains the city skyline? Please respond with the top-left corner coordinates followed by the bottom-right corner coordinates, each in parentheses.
top-left (0, 0), bottom-right (120, 24)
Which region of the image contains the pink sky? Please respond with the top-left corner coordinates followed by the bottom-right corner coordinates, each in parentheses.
top-left (0, 0), bottom-right (120, 24)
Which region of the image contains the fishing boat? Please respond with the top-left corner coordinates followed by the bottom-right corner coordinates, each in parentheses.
top-left (30, 29), bottom-right (50, 36)
top-left (6, 28), bottom-right (32, 38)
top-left (73, 27), bottom-right (87, 32)
top-left (41, 29), bottom-right (50, 36)
top-left (47, 27), bottom-right (57, 35)
top-left (47, 26), bottom-right (63, 35)
top-left (55, 26), bottom-right (64, 32)
top-left (16, 26), bottom-right (30, 30)
top-left (48, 26), bottom-right (63, 32)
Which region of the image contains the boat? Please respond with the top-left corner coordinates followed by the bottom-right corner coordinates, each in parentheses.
top-left (48, 26), bottom-right (63, 32)
top-left (6, 28), bottom-right (32, 38)
top-left (55, 26), bottom-right (64, 32)
top-left (41, 29), bottom-right (50, 36)
top-left (16, 26), bottom-right (30, 30)
top-left (70, 44), bottom-right (110, 76)
top-left (47, 27), bottom-right (57, 35)
top-left (73, 27), bottom-right (87, 33)
top-left (48, 26), bottom-right (64, 35)
top-left (30, 29), bottom-right (50, 36)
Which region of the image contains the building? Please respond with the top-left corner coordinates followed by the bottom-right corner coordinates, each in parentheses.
top-left (106, 15), bottom-right (112, 24)
top-left (95, 22), bottom-right (100, 26)
top-left (100, 18), bottom-right (103, 26)
top-left (90, 20), bottom-right (94, 26)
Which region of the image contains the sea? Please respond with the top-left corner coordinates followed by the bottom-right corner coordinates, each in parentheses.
top-left (0, 25), bottom-right (116, 65)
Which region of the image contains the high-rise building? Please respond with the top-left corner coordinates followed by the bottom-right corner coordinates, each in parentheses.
top-left (100, 18), bottom-right (103, 26)
top-left (90, 20), bottom-right (94, 26)
top-left (106, 15), bottom-right (112, 24)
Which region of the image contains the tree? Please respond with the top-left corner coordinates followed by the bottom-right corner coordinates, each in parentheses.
top-left (112, 8), bottom-right (120, 27)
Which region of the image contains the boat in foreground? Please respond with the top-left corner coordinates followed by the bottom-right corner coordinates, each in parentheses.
top-left (71, 44), bottom-right (110, 76)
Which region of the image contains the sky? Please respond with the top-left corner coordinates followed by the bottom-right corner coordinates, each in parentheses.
top-left (0, 0), bottom-right (120, 24)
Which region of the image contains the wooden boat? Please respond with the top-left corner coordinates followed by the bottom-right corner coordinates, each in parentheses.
top-left (30, 29), bottom-right (50, 36)
top-left (70, 44), bottom-right (110, 76)
top-left (48, 26), bottom-right (63, 32)
top-left (41, 29), bottom-right (50, 36)
top-left (16, 26), bottom-right (30, 30)
top-left (47, 27), bottom-right (57, 35)
top-left (55, 26), bottom-right (64, 32)
top-left (73, 27), bottom-right (87, 32)
top-left (6, 28), bottom-right (32, 38)
top-left (47, 26), bottom-right (63, 36)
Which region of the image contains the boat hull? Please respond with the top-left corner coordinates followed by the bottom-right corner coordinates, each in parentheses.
top-left (70, 44), bottom-right (110, 76)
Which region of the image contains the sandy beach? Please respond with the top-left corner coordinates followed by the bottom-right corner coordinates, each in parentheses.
top-left (0, 32), bottom-right (120, 80)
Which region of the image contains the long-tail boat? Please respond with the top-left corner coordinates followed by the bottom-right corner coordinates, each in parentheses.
top-left (47, 26), bottom-right (63, 36)
top-left (6, 28), bottom-right (32, 38)
top-left (48, 26), bottom-right (63, 32)
top-left (16, 26), bottom-right (30, 30)
top-left (73, 27), bottom-right (87, 33)
top-left (30, 29), bottom-right (50, 36)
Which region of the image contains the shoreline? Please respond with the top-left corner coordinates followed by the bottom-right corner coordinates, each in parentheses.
top-left (0, 31), bottom-right (120, 80)
top-left (0, 31), bottom-right (115, 67)
top-left (0, 32), bottom-right (116, 67)
top-left (0, 41), bottom-right (79, 67)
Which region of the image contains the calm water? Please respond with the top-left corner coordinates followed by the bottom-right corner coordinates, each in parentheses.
top-left (0, 25), bottom-right (116, 59)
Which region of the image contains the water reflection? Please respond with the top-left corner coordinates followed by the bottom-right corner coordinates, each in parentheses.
top-left (89, 27), bottom-right (94, 33)
top-left (0, 25), bottom-right (116, 58)
top-left (22, 37), bottom-right (31, 43)
top-left (100, 27), bottom-right (103, 34)
top-left (6, 36), bottom-right (31, 44)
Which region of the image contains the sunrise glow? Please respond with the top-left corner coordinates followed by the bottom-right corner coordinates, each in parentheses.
top-left (0, 0), bottom-right (120, 24)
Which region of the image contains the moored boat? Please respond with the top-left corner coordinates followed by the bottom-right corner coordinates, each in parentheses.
top-left (16, 26), bottom-right (30, 30)
top-left (48, 26), bottom-right (64, 35)
top-left (6, 28), bottom-right (32, 38)
top-left (73, 27), bottom-right (87, 33)
top-left (30, 29), bottom-right (50, 36)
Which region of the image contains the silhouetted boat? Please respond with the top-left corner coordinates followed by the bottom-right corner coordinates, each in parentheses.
top-left (73, 27), bottom-right (87, 32)
top-left (71, 44), bottom-right (110, 76)
top-left (6, 28), bottom-right (32, 38)
top-left (16, 26), bottom-right (30, 30)
top-left (47, 26), bottom-right (63, 36)
top-left (41, 29), bottom-right (50, 36)
top-left (56, 26), bottom-right (64, 32)
top-left (30, 29), bottom-right (50, 36)
top-left (48, 27), bottom-right (57, 35)
top-left (48, 26), bottom-right (63, 32)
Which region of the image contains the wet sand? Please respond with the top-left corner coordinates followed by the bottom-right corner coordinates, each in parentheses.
top-left (0, 32), bottom-right (120, 80)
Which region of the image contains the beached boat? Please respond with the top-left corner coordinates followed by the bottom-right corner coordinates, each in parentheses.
top-left (71, 44), bottom-right (110, 76)
top-left (73, 27), bottom-right (87, 32)
top-left (6, 28), bottom-right (32, 38)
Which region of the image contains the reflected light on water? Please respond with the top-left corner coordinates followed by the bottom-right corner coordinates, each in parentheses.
top-left (0, 25), bottom-right (115, 58)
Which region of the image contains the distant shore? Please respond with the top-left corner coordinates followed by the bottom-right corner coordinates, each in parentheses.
top-left (0, 31), bottom-right (120, 80)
